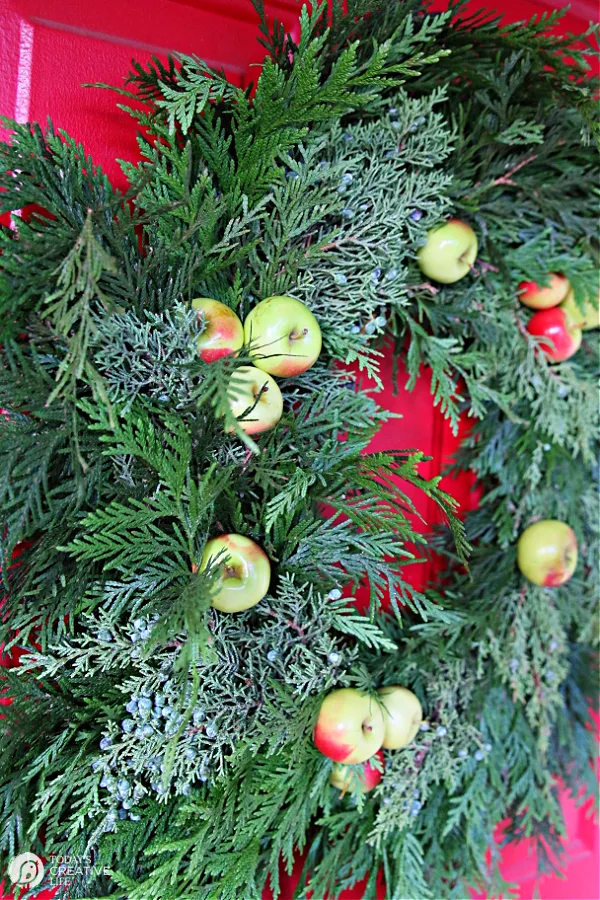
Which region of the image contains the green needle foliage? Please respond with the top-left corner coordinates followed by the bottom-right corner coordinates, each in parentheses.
top-left (0, 2), bottom-right (597, 899)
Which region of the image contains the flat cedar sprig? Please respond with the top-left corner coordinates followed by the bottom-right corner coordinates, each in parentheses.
top-left (0, 2), bottom-right (597, 899)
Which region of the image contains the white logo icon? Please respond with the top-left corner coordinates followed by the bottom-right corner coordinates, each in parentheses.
top-left (8, 852), bottom-right (45, 887)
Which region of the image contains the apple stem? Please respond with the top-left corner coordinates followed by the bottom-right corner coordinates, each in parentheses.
top-left (515, 316), bottom-right (530, 341)
top-left (408, 282), bottom-right (439, 295)
top-left (289, 328), bottom-right (309, 341)
top-left (493, 152), bottom-right (538, 187)
top-left (477, 260), bottom-right (499, 275)
top-left (467, 152), bottom-right (537, 195)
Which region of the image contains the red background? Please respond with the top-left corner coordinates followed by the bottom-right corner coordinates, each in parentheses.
top-left (0, 0), bottom-right (598, 897)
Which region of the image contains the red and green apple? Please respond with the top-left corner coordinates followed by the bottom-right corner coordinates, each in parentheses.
top-left (227, 365), bottom-right (283, 434)
top-left (314, 688), bottom-right (385, 764)
top-left (517, 520), bottom-right (578, 587)
top-left (244, 295), bottom-right (322, 377)
top-left (526, 307), bottom-right (581, 362)
top-left (192, 297), bottom-right (244, 362)
top-left (517, 274), bottom-right (570, 310)
top-left (330, 749), bottom-right (384, 794)
top-left (377, 685), bottom-right (423, 749)
top-left (417, 219), bottom-right (478, 284)
top-left (199, 533), bottom-right (271, 612)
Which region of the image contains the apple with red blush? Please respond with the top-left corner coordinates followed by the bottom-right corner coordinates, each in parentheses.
top-left (330, 749), bottom-right (384, 794)
top-left (517, 520), bottom-right (577, 587)
top-left (526, 307), bottom-right (581, 362)
top-left (192, 297), bottom-right (244, 363)
top-left (314, 687), bottom-right (385, 764)
top-left (244, 295), bottom-right (322, 376)
top-left (517, 274), bottom-right (570, 310)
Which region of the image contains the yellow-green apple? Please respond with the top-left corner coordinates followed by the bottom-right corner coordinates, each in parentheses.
top-left (517, 520), bottom-right (578, 587)
top-left (244, 295), bottom-right (322, 376)
top-left (526, 308), bottom-right (581, 362)
top-left (314, 688), bottom-right (385, 764)
top-left (227, 366), bottom-right (283, 434)
top-left (192, 298), bottom-right (244, 362)
top-left (199, 533), bottom-right (271, 612)
top-left (377, 685), bottom-right (423, 749)
top-left (517, 274), bottom-right (570, 310)
top-left (417, 219), bottom-right (478, 284)
top-left (560, 288), bottom-right (600, 331)
top-left (330, 749), bottom-right (384, 795)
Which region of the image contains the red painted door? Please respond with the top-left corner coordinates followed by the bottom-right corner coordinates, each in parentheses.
top-left (0, 1), bottom-right (597, 898)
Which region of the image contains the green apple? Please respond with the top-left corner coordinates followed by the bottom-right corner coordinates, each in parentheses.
top-left (517, 519), bottom-right (578, 587)
top-left (199, 533), bottom-right (271, 612)
top-left (244, 295), bottom-right (322, 377)
top-left (560, 288), bottom-right (600, 331)
top-left (517, 274), bottom-right (570, 310)
top-left (314, 688), bottom-right (385, 764)
top-left (377, 685), bottom-right (423, 749)
top-left (417, 219), bottom-right (478, 284)
top-left (330, 749), bottom-right (384, 794)
top-left (227, 366), bottom-right (283, 435)
top-left (191, 297), bottom-right (244, 362)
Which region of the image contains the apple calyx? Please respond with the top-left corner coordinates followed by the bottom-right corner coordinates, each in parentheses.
top-left (200, 533), bottom-right (271, 612)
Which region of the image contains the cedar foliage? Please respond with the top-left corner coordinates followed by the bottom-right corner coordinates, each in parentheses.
top-left (0, 1), bottom-right (598, 898)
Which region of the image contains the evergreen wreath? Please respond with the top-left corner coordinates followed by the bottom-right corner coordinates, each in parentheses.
top-left (0, 2), bottom-right (598, 898)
